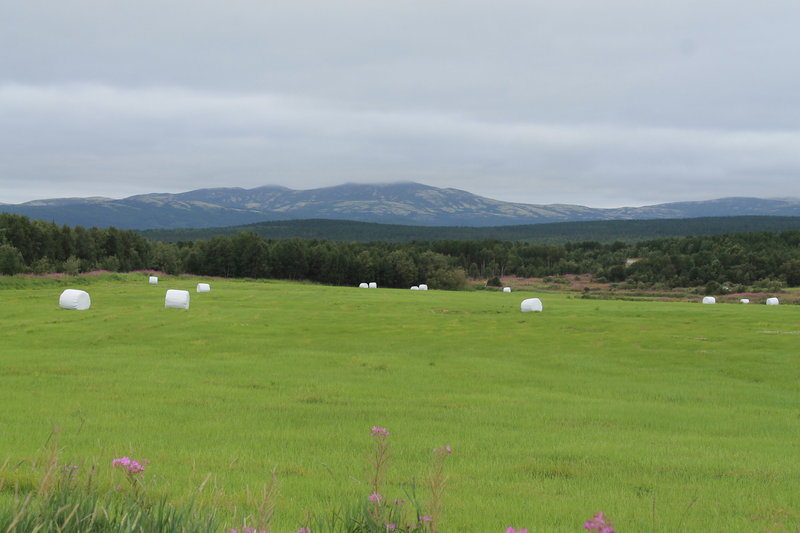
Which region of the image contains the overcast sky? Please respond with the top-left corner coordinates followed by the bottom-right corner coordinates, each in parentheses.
top-left (2, 0), bottom-right (800, 207)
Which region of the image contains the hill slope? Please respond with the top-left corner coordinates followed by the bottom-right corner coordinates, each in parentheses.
top-left (4, 182), bottom-right (800, 229)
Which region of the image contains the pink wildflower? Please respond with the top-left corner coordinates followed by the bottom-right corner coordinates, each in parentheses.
top-left (371, 426), bottom-right (390, 437)
top-left (433, 445), bottom-right (452, 455)
top-left (384, 523), bottom-right (397, 531)
top-left (420, 516), bottom-right (433, 522)
top-left (506, 528), bottom-right (528, 533)
top-left (112, 456), bottom-right (146, 475)
top-left (369, 492), bottom-right (383, 502)
top-left (296, 529), bottom-right (311, 533)
top-left (583, 512), bottom-right (614, 533)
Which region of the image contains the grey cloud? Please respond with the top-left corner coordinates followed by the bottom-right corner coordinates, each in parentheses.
top-left (2, 83), bottom-right (799, 206)
top-left (4, 1), bottom-right (799, 126)
top-left (2, 1), bottom-right (800, 206)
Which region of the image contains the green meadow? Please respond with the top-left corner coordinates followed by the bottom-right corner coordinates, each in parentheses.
top-left (1, 274), bottom-right (798, 532)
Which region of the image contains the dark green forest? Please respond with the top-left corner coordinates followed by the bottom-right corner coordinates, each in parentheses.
top-left (139, 215), bottom-right (800, 244)
top-left (2, 213), bottom-right (800, 291)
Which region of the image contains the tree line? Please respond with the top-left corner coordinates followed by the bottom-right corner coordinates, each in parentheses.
top-left (2, 213), bottom-right (800, 291)
top-left (140, 215), bottom-right (800, 245)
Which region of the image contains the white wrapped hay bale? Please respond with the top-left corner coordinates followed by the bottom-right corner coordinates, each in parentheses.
top-left (702, 296), bottom-right (716, 304)
top-left (766, 297), bottom-right (780, 305)
top-left (503, 287), bottom-right (512, 293)
top-left (740, 298), bottom-right (750, 304)
top-left (149, 276), bottom-right (158, 285)
top-left (196, 283), bottom-right (211, 293)
top-left (418, 284), bottom-right (428, 291)
top-left (59, 289), bottom-right (91, 310)
top-left (411, 286), bottom-right (419, 290)
top-left (520, 298), bottom-right (543, 312)
top-left (165, 289), bottom-right (190, 309)
top-left (369, 282), bottom-right (378, 289)
top-left (359, 283), bottom-right (369, 288)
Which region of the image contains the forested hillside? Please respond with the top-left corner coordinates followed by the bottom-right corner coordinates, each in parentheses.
top-left (2, 213), bottom-right (800, 292)
top-left (139, 216), bottom-right (800, 243)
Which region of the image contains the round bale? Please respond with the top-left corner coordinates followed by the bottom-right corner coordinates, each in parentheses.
top-left (766, 297), bottom-right (780, 305)
top-left (520, 298), bottom-right (543, 312)
top-left (411, 286), bottom-right (419, 290)
top-left (165, 289), bottom-right (190, 309)
top-left (503, 287), bottom-right (512, 293)
top-left (59, 289), bottom-right (91, 310)
top-left (418, 284), bottom-right (428, 291)
top-left (740, 298), bottom-right (750, 304)
top-left (196, 283), bottom-right (211, 293)
top-left (149, 276), bottom-right (158, 285)
top-left (359, 283), bottom-right (369, 288)
top-left (702, 296), bottom-right (716, 304)
top-left (369, 282), bottom-right (378, 289)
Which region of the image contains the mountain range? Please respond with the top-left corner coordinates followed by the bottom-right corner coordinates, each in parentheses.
top-left (3, 182), bottom-right (800, 230)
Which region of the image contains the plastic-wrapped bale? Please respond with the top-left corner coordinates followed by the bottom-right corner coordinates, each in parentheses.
top-left (196, 283), bottom-right (211, 293)
top-left (149, 276), bottom-right (158, 285)
top-left (59, 289), bottom-right (91, 310)
top-left (418, 284), bottom-right (428, 291)
top-left (740, 298), bottom-right (750, 304)
top-left (702, 296), bottom-right (716, 304)
top-left (411, 286), bottom-right (419, 290)
top-left (165, 289), bottom-right (190, 309)
top-left (520, 298), bottom-right (543, 312)
top-left (766, 297), bottom-right (780, 305)
top-left (503, 287), bottom-right (512, 293)
top-left (369, 282), bottom-right (378, 289)
top-left (359, 283), bottom-right (369, 288)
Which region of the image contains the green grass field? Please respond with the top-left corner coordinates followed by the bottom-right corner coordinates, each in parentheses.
top-left (1, 274), bottom-right (798, 532)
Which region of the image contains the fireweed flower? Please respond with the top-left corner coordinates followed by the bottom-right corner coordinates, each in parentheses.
top-left (583, 512), bottom-right (614, 533)
top-left (112, 457), bottom-right (147, 475)
top-left (371, 426), bottom-right (390, 437)
top-left (369, 493), bottom-right (383, 502)
top-left (506, 528), bottom-right (528, 533)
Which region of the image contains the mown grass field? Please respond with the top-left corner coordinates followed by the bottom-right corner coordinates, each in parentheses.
top-left (1, 274), bottom-right (798, 532)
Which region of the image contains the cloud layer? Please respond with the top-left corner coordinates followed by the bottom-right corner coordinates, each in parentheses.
top-left (2, 1), bottom-right (800, 206)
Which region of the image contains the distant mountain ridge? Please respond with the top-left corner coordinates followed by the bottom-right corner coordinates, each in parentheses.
top-left (4, 182), bottom-right (800, 229)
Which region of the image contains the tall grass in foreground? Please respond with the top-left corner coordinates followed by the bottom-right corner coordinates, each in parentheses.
top-left (1, 430), bottom-right (609, 533)
top-left (0, 436), bottom-right (220, 533)
top-left (0, 426), bottom-right (446, 533)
